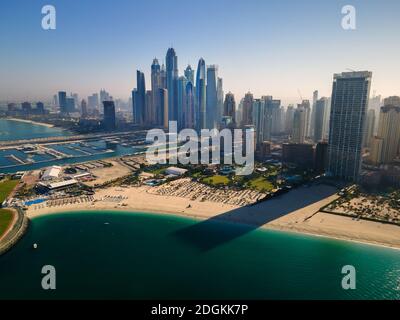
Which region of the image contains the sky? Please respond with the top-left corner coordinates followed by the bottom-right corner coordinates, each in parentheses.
top-left (1, 0), bottom-right (399, 105)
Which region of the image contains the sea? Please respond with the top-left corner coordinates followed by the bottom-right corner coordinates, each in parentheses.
top-left (0, 211), bottom-right (399, 300)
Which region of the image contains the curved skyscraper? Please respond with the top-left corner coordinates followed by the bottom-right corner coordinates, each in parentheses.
top-left (184, 65), bottom-right (194, 84)
top-left (196, 58), bottom-right (206, 131)
top-left (166, 48), bottom-right (178, 124)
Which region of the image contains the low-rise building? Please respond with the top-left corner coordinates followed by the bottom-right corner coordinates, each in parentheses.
top-left (42, 166), bottom-right (62, 181)
top-left (165, 167), bottom-right (188, 176)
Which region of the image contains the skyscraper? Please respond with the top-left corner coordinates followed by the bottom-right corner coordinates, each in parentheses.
top-left (160, 64), bottom-right (167, 89)
top-left (36, 102), bottom-right (45, 115)
top-left (327, 71), bottom-right (372, 181)
top-left (313, 97), bottom-right (327, 142)
top-left (223, 92), bottom-right (236, 124)
top-left (241, 92), bottom-right (254, 127)
top-left (151, 58), bottom-right (161, 125)
top-left (270, 98), bottom-right (282, 135)
top-left (100, 89), bottom-right (110, 104)
top-left (81, 99), bottom-right (88, 118)
top-left (206, 65), bottom-right (218, 129)
top-left (58, 91), bottom-right (67, 113)
top-left (383, 96), bottom-right (400, 107)
top-left (66, 97), bottom-right (75, 113)
top-left (159, 88), bottom-right (168, 129)
top-left (134, 70), bottom-right (146, 125)
top-left (217, 77), bottom-right (224, 126)
top-left (196, 58), bottom-right (206, 130)
top-left (145, 90), bottom-right (153, 124)
top-left (310, 90), bottom-right (318, 137)
top-left (183, 65), bottom-right (195, 128)
top-left (131, 89), bottom-right (137, 123)
top-left (299, 100), bottom-right (311, 138)
top-left (285, 105), bottom-right (295, 135)
top-left (177, 76), bottom-right (188, 129)
top-left (88, 93), bottom-right (99, 111)
top-left (376, 103), bottom-right (400, 164)
top-left (53, 94), bottom-right (58, 107)
top-left (184, 82), bottom-right (195, 129)
top-left (103, 101), bottom-right (116, 131)
top-left (323, 97), bottom-right (332, 140)
top-left (363, 109), bottom-right (376, 148)
top-left (369, 136), bottom-right (384, 165)
top-left (21, 102), bottom-right (32, 114)
top-left (315, 141), bottom-right (328, 173)
top-left (72, 93), bottom-right (79, 109)
top-left (252, 99), bottom-right (264, 145)
top-left (166, 48), bottom-right (178, 122)
top-left (184, 65), bottom-right (194, 84)
top-left (292, 107), bottom-right (307, 143)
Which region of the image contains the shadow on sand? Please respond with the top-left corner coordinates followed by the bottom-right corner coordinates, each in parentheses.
top-left (173, 184), bottom-right (338, 252)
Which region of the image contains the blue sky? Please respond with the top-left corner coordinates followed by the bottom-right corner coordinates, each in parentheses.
top-left (1, 0), bottom-right (399, 104)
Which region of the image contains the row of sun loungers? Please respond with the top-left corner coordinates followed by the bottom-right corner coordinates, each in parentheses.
top-left (151, 178), bottom-right (265, 206)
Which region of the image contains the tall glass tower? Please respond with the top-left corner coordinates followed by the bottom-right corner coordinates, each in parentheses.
top-left (206, 65), bottom-right (218, 129)
top-left (196, 58), bottom-right (206, 131)
top-left (151, 58), bottom-right (161, 125)
top-left (134, 70), bottom-right (146, 125)
top-left (166, 48), bottom-right (178, 123)
top-left (327, 71), bottom-right (372, 181)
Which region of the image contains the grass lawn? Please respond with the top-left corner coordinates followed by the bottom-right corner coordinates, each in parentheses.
top-left (247, 176), bottom-right (274, 192)
top-left (202, 175), bottom-right (230, 186)
top-left (192, 172), bottom-right (202, 179)
top-left (0, 179), bottom-right (19, 203)
top-left (145, 167), bottom-right (166, 175)
top-left (0, 209), bottom-right (14, 238)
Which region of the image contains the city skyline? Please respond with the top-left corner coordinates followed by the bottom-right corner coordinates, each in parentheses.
top-left (1, 0), bottom-right (400, 103)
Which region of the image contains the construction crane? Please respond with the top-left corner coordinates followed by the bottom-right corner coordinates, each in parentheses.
top-left (297, 89), bottom-right (303, 102)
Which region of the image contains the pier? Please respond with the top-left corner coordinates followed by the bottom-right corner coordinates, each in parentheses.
top-left (0, 130), bottom-right (147, 149)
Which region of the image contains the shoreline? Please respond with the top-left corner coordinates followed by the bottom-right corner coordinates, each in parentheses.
top-left (0, 208), bottom-right (29, 256)
top-left (0, 209), bottom-right (17, 242)
top-left (25, 184), bottom-right (400, 251)
top-left (28, 207), bottom-right (400, 252)
top-left (5, 118), bottom-right (55, 128)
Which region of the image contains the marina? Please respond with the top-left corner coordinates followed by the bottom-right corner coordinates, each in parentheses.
top-left (0, 119), bottom-right (149, 174)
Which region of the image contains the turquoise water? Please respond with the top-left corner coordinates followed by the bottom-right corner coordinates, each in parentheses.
top-left (0, 211), bottom-right (399, 300)
top-left (0, 119), bottom-right (70, 141)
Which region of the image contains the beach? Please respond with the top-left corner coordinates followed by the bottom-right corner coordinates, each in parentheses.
top-left (6, 118), bottom-right (54, 128)
top-left (26, 182), bottom-right (400, 250)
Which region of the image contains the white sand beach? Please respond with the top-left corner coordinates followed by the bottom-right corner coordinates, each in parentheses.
top-left (26, 183), bottom-right (400, 250)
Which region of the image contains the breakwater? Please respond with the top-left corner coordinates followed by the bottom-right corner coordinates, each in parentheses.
top-left (0, 208), bottom-right (29, 256)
